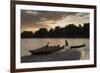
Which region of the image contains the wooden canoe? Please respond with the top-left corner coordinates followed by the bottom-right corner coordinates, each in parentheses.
top-left (70, 44), bottom-right (85, 49)
top-left (29, 45), bottom-right (65, 55)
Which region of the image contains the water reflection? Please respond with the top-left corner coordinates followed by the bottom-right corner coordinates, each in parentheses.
top-left (21, 38), bottom-right (89, 60)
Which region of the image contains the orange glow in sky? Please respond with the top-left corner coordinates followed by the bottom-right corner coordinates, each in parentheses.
top-left (21, 10), bottom-right (89, 33)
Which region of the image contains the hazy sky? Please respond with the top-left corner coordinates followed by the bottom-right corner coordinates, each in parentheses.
top-left (21, 10), bottom-right (90, 32)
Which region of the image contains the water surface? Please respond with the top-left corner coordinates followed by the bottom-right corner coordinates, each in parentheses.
top-left (21, 38), bottom-right (89, 60)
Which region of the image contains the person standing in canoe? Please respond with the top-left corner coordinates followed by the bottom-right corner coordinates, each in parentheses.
top-left (46, 42), bottom-right (49, 47)
top-left (65, 40), bottom-right (70, 50)
top-left (65, 40), bottom-right (68, 46)
top-left (59, 40), bottom-right (70, 52)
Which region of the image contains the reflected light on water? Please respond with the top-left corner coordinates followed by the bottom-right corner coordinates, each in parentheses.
top-left (21, 38), bottom-right (89, 60)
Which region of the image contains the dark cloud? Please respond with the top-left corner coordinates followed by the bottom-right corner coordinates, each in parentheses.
top-left (21, 10), bottom-right (78, 25)
top-left (21, 10), bottom-right (89, 32)
top-left (21, 10), bottom-right (41, 26)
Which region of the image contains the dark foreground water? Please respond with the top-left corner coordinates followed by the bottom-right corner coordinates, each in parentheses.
top-left (21, 38), bottom-right (89, 62)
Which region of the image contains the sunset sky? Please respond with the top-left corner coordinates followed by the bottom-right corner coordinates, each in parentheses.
top-left (21, 10), bottom-right (90, 33)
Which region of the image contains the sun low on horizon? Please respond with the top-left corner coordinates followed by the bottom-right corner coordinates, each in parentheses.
top-left (21, 10), bottom-right (90, 33)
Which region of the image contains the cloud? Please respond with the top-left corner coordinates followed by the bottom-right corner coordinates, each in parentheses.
top-left (21, 10), bottom-right (90, 32)
top-left (24, 10), bottom-right (39, 15)
top-left (55, 12), bottom-right (89, 26)
top-left (21, 10), bottom-right (75, 25)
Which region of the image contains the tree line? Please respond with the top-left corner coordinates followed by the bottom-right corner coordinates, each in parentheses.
top-left (21, 23), bottom-right (89, 38)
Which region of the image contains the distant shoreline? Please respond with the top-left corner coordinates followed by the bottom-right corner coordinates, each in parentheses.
top-left (21, 23), bottom-right (89, 38)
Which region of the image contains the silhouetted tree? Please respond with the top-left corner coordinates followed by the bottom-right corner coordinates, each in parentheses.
top-left (49, 28), bottom-right (55, 37)
top-left (83, 23), bottom-right (89, 37)
top-left (21, 31), bottom-right (34, 38)
top-left (64, 24), bottom-right (77, 37)
top-left (21, 23), bottom-right (89, 38)
top-left (34, 28), bottom-right (48, 37)
top-left (54, 26), bottom-right (62, 37)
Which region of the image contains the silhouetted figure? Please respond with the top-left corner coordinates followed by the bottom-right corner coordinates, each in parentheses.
top-left (57, 45), bottom-right (60, 47)
top-left (65, 40), bottom-right (68, 46)
top-left (65, 40), bottom-right (70, 50)
top-left (46, 42), bottom-right (49, 47)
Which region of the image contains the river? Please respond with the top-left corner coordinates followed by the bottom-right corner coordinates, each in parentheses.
top-left (21, 38), bottom-right (89, 60)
